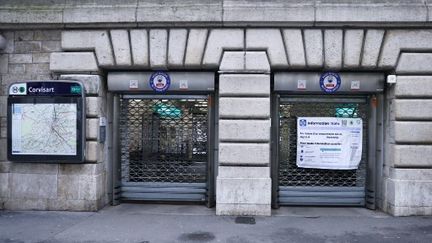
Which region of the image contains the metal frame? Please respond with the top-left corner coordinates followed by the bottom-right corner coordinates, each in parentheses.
top-left (272, 94), bottom-right (380, 208)
top-left (111, 93), bottom-right (216, 207)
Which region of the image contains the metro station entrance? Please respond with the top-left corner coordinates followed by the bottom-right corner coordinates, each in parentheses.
top-left (109, 72), bottom-right (215, 207)
top-left (272, 73), bottom-right (384, 209)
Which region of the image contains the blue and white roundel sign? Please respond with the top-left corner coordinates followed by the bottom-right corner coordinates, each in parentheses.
top-left (149, 71), bottom-right (171, 92)
top-left (319, 72), bottom-right (341, 93)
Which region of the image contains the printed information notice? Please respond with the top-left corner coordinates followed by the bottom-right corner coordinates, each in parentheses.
top-left (296, 117), bottom-right (363, 170)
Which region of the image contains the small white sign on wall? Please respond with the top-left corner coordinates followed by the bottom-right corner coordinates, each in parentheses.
top-left (296, 117), bottom-right (363, 170)
top-left (129, 80), bottom-right (139, 89)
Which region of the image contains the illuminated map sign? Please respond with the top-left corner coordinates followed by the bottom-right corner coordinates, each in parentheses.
top-left (8, 81), bottom-right (85, 163)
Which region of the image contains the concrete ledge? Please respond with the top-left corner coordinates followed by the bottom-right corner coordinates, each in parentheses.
top-left (50, 52), bottom-right (98, 72)
top-left (389, 168), bottom-right (432, 180)
top-left (387, 205), bottom-right (432, 217)
top-left (394, 100), bottom-right (432, 120)
top-left (386, 169), bottom-right (432, 216)
top-left (219, 143), bottom-right (270, 166)
top-left (219, 97), bottom-right (270, 119)
top-left (379, 30), bottom-right (432, 69)
top-left (282, 29), bottom-right (306, 68)
top-left (2, 198), bottom-right (103, 211)
top-left (216, 166), bottom-right (271, 216)
top-left (218, 166), bottom-right (269, 178)
top-left (0, 173), bottom-right (9, 198)
top-left (219, 52), bottom-right (244, 72)
top-left (219, 120), bottom-right (270, 142)
top-left (1, 1), bottom-right (431, 28)
top-left (203, 29), bottom-right (244, 68)
top-left (396, 53), bottom-right (432, 74)
top-left (361, 29), bottom-right (385, 68)
top-left (395, 76), bottom-right (432, 98)
top-left (219, 74), bottom-right (270, 97)
top-left (246, 29), bottom-right (288, 68)
top-left (216, 203), bottom-right (271, 216)
top-left (61, 31), bottom-right (114, 67)
top-left (393, 145), bottom-right (432, 168)
top-left (394, 121), bottom-right (432, 143)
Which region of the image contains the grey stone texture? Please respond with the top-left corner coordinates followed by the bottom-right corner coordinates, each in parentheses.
top-left (385, 168), bottom-right (432, 216)
top-left (3, 13), bottom-right (432, 217)
top-left (86, 118), bottom-right (98, 140)
top-left (184, 29), bottom-right (208, 68)
top-left (130, 29), bottom-right (149, 67)
top-left (216, 166), bottom-right (271, 216)
top-left (379, 30), bottom-right (432, 69)
top-left (219, 97), bottom-right (270, 119)
top-left (396, 53), bottom-right (432, 74)
top-left (217, 69), bottom-right (271, 216)
top-left (168, 29), bottom-right (187, 68)
top-left (219, 52), bottom-right (244, 71)
top-left (224, 0), bottom-right (314, 24)
top-left (304, 29), bottom-right (323, 68)
top-left (393, 145), bottom-right (432, 167)
top-left (324, 29), bottom-right (343, 69)
top-left (394, 100), bottom-right (432, 120)
top-left (394, 122), bottom-right (432, 143)
top-left (395, 76), bottom-right (432, 98)
top-left (1, 0), bottom-right (431, 27)
top-left (361, 30), bottom-right (385, 68)
top-left (137, 0), bottom-right (222, 23)
top-left (9, 54), bottom-right (32, 64)
top-left (149, 29), bottom-right (168, 69)
top-left (219, 51), bottom-right (270, 73)
top-left (219, 74), bottom-right (270, 97)
top-left (50, 28), bottom-right (432, 74)
top-left (202, 29), bottom-right (244, 68)
top-left (0, 30), bottom-right (107, 212)
top-left (343, 30), bottom-right (364, 68)
top-left (110, 30), bottom-right (132, 66)
top-left (50, 52), bottom-right (98, 72)
top-left (245, 52), bottom-right (271, 72)
top-left (86, 97), bottom-right (103, 117)
top-left (61, 31), bottom-right (114, 67)
top-left (219, 119), bottom-right (271, 143)
top-left (246, 29), bottom-right (288, 68)
top-left (316, 1), bottom-right (427, 23)
top-left (219, 143), bottom-right (270, 166)
top-left (282, 29), bottom-right (306, 68)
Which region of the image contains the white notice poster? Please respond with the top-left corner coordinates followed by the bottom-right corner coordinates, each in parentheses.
top-left (296, 117), bottom-right (362, 170)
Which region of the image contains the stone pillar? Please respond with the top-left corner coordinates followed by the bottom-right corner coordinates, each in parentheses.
top-left (216, 51), bottom-right (271, 216)
top-left (384, 76), bottom-right (432, 216)
top-left (54, 74), bottom-right (108, 211)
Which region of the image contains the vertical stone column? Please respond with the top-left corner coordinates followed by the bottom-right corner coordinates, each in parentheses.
top-left (53, 74), bottom-right (108, 211)
top-left (216, 51), bottom-right (271, 216)
top-left (384, 76), bottom-right (432, 216)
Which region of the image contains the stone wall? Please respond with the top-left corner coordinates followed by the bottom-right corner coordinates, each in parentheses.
top-left (2, 26), bottom-right (432, 215)
top-left (0, 30), bottom-right (107, 211)
top-left (383, 76), bottom-right (432, 216)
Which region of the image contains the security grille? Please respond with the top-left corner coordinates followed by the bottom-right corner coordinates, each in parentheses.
top-left (278, 97), bottom-right (368, 206)
top-left (118, 97), bottom-right (209, 202)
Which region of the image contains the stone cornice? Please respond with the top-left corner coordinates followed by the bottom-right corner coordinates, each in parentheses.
top-left (1, 0), bottom-right (432, 29)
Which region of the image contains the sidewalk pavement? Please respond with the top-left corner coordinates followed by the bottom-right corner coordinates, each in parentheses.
top-left (0, 204), bottom-right (431, 243)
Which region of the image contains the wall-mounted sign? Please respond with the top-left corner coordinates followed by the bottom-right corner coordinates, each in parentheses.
top-left (319, 72), bottom-right (341, 93)
top-left (149, 71), bottom-right (171, 92)
top-left (8, 81), bottom-right (85, 163)
top-left (296, 117), bottom-right (362, 170)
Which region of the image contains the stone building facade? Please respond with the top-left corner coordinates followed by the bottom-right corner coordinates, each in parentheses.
top-left (1, 1), bottom-right (432, 216)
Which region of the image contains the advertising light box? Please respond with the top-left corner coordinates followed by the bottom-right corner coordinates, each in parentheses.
top-left (7, 81), bottom-right (85, 163)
